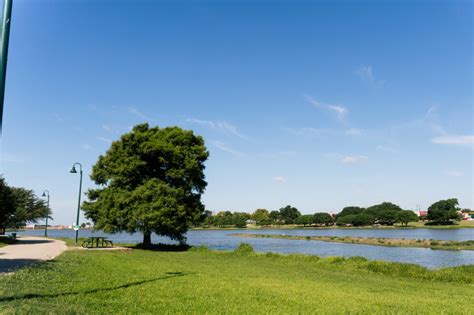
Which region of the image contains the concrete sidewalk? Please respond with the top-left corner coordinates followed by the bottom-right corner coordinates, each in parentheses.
top-left (0, 236), bottom-right (67, 274)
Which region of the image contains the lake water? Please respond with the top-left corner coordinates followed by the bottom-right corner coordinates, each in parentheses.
top-left (17, 228), bottom-right (474, 269)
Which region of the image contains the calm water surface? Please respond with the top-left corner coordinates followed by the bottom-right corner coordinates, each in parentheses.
top-left (18, 228), bottom-right (474, 269)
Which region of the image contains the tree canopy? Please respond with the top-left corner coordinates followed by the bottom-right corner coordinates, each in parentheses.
top-left (427, 198), bottom-right (460, 224)
top-left (338, 206), bottom-right (365, 218)
top-left (0, 177), bottom-right (51, 234)
top-left (396, 210), bottom-right (419, 226)
top-left (83, 124), bottom-right (209, 246)
top-left (279, 205), bottom-right (301, 224)
top-left (313, 212), bottom-right (334, 226)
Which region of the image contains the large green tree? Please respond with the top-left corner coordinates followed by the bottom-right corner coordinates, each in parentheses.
top-left (337, 206), bottom-right (364, 218)
top-left (296, 214), bottom-right (313, 226)
top-left (427, 198), bottom-right (460, 224)
top-left (279, 205), bottom-right (301, 224)
top-left (0, 177), bottom-right (51, 234)
top-left (365, 202), bottom-right (402, 225)
top-left (396, 210), bottom-right (419, 226)
top-left (0, 177), bottom-right (15, 235)
top-left (313, 212), bottom-right (334, 226)
top-left (252, 209), bottom-right (272, 226)
top-left (83, 124), bottom-right (209, 246)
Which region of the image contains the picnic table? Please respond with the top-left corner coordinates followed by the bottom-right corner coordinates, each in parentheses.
top-left (82, 236), bottom-right (113, 248)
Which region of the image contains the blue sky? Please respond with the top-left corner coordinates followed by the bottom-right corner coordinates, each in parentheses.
top-left (0, 0), bottom-right (472, 225)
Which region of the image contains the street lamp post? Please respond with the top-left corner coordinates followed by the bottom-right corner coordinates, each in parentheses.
top-left (41, 190), bottom-right (50, 237)
top-left (0, 0), bottom-right (13, 133)
top-left (70, 163), bottom-right (83, 243)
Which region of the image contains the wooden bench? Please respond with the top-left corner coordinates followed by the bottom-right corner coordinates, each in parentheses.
top-left (82, 236), bottom-right (113, 248)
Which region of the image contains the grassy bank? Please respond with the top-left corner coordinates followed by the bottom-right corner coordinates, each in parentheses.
top-left (0, 245), bottom-right (473, 314)
top-left (192, 220), bottom-right (474, 230)
top-left (231, 233), bottom-right (474, 251)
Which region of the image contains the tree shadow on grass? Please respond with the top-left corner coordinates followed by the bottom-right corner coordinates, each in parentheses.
top-left (0, 259), bottom-right (43, 274)
top-left (15, 239), bottom-right (54, 245)
top-left (130, 243), bottom-right (191, 252)
top-left (0, 271), bottom-right (192, 302)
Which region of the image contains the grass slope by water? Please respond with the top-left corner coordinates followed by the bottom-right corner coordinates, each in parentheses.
top-left (231, 233), bottom-right (474, 250)
top-left (0, 245), bottom-right (473, 314)
top-left (193, 220), bottom-right (474, 230)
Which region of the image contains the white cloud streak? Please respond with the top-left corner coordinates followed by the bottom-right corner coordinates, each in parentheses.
top-left (345, 128), bottom-right (363, 136)
top-left (211, 141), bottom-right (245, 157)
top-left (129, 106), bottom-right (152, 121)
top-left (356, 65), bottom-right (385, 88)
top-left (186, 118), bottom-right (247, 139)
top-left (341, 155), bottom-right (368, 164)
top-left (285, 127), bottom-right (328, 136)
top-left (96, 136), bottom-right (112, 143)
top-left (304, 95), bottom-right (348, 120)
top-left (444, 170), bottom-right (464, 177)
top-left (376, 145), bottom-right (399, 153)
top-left (273, 176), bottom-right (287, 184)
top-left (431, 135), bottom-right (474, 147)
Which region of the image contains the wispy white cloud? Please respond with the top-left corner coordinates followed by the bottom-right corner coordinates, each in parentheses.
top-left (444, 170), bottom-right (464, 177)
top-left (273, 176), bottom-right (287, 184)
top-left (81, 144), bottom-right (93, 151)
top-left (341, 155), bottom-right (368, 164)
top-left (186, 118), bottom-right (247, 139)
top-left (53, 113), bottom-right (64, 122)
top-left (355, 65), bottom-right (385, 88)
top-left (345, 128), bottom-right (363, 136)
top-left (376, 145), bottom-right (399, 153)
top-left (129, 106), bottom-right (152, 121)
top-left (96, 136), bottom-right (112, 143)
top-left (2, 153), bottom-right (26, 164)
top-left (431, 135), bottom-right (474, 147)
top-left (303, 95), bottom-right (348, 120)
top-left (424, 106), bottom-right (446, 135)
top-left (102, 124), bottom-right (112, 132)
top-left (211, 141), bottom-right (245, 157)
top-left (285, 127), bottom-right (328, 136)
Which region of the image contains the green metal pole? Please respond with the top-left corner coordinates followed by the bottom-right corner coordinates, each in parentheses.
top-left (75, 165), bottom-right (83, 243)
top-left (0, 0), bottom-right (12, 133)
top-left (45, 192), bottom-right (49, 237)
top-left (42, 190), bottom-right (50, 237)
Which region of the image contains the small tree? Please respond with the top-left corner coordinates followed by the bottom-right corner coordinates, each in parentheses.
top-left (83, 124), bottom-right (208, 247)
top-left (269, 210), bottom-right (281, 224)
top-left (232, 212), bottom-right (248, 228)
top-left (427, 198), bottom-right (460, 225)
top-left (252, 209), bottom-right (272, 226)
top-left (0, 177), bottom-right (15, 235)
top-left (313, 212), bottom-right (333, 226)
top-left (351, 213), bottom-right (375, 226)
top-left (337, 206), bottom-right (364, 218)
top-left (279, 205), bottom-right (301, 224)
top-left (396, 210), bottom-right (418, 226)
top-left (296, 214), bottom-right (313, 226)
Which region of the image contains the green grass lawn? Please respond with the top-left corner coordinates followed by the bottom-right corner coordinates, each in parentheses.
top-left (0, 246), bottom-right (472, 314)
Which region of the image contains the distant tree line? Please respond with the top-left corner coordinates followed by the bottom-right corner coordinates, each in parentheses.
top-left (197, 198), bottom-right (463, 228)
top-left (0, 177), bottom-right (52, 235)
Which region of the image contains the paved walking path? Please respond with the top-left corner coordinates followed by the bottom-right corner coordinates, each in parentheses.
top-left (0, 236), bottom-right (67, 274)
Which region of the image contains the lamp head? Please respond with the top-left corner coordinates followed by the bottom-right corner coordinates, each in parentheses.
top-left (42, 192), bottom-right (46, 197)
top-left (70, 166), bottom-right (77, 174)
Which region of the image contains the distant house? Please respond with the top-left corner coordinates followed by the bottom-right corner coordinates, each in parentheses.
top-left (417, 210), bottom-right (428, 217)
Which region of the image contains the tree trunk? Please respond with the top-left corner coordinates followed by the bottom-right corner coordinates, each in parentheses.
top-left (0, 226), bottom-right (5, 235)
top-left (143, 231), bottom-right (151, 248)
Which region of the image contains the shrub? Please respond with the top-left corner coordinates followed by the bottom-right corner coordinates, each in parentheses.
top-left (234, 242), bottom-right (254, 255)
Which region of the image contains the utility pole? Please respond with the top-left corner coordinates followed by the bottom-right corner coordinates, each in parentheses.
top-left (0, 0), bottom-right (13, 133)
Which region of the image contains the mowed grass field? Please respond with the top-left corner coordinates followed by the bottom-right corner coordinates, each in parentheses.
top-left (0, 246), bottom-right (473, 314)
